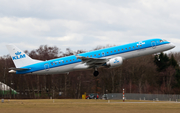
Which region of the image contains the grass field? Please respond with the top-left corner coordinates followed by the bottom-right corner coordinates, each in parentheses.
top-left (0, 99), bottom-right (180, 113)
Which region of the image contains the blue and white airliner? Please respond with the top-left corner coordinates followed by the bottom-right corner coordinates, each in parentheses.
top-left (6, 38), bottom-right (175, 76)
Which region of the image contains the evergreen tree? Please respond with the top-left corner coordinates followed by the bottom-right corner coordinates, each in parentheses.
top-left (169, 54), bottom-right (180, 88)
top-left (154, 53), bottom-right (170, 72)
top-left (154, 53), bottom-right (180, 92)
top-left (169, 54), bottom-right (178, 68)
top-left (175, 68), bottom-right (180, 88)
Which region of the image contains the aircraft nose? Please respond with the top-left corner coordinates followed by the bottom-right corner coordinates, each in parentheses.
top-left (169, 43), bottom-right (175, 48)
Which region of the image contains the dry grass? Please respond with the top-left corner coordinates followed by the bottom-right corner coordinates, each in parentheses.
top-left (0, 99), bottom-right (180, 113)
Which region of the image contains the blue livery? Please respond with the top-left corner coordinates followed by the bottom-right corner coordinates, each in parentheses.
top-left (6, 38), bottom-right (175, 76)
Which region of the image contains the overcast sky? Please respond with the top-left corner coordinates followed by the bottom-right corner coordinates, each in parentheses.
top-left (0, 0), bottom-right (180, 56)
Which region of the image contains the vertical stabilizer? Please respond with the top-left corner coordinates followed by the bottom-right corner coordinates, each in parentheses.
top-left (6, 44), bottom-right (40, 68)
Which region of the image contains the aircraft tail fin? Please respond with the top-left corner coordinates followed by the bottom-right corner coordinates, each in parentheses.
top-left (6, 44), bottom-right (42, 68)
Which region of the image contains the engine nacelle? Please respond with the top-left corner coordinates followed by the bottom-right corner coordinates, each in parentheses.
top-left (106, 57), bottom-right (123, 68)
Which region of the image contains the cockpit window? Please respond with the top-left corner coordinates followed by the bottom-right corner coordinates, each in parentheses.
top-left (163, 39), bottom-right (167, 42)
top-left (160, 39), bottom-right (167, 43)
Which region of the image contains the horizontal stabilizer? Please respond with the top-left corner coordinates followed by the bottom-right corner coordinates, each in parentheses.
top-left (9, 67), bottom-right (30, 71)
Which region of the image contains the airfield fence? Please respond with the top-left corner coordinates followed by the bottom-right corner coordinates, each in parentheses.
top-left (106, 93), bottom-right (180, 101)
top-left (1, 89), bottom-right (180, 101)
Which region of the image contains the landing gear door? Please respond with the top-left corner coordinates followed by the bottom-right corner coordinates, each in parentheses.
top-left (44, 63), bottom-right (49, 71)
top-left (151, 41), bottom-right (156, 49)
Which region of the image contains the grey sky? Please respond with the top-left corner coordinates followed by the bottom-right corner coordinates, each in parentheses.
top-left (0, 0), bottom-right (180, 56)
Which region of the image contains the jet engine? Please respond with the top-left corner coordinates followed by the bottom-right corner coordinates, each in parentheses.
top-left (106, 57), bottom-right (123, 68)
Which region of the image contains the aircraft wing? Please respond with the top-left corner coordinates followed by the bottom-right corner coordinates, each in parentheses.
top-left (76, 55), bottom-right (108, 67)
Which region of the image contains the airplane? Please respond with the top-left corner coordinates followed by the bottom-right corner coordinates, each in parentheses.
top-left (6, 38), bottom-right (175, 76)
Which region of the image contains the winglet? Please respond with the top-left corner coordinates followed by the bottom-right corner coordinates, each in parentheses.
top-left (73, 52), bottom-right (77, 56)
top-left (75, 54), bottom-right (83, 59)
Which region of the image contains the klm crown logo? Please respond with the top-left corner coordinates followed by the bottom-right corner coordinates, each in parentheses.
top-left (137, 41), bottom-right (145, 46)
top-left (12, 51), bottom-right (26, 60)
top-left (15, 51), bottom-right (21, 55)
top-left (114, 59), bottom-right (119, 63)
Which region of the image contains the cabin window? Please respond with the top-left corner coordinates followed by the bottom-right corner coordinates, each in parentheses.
top-left (107, 52), bottom-right (109, 54)
top-left (90, 55), bottom-right (92, 57)
top-left (118, 49), bottom-right (120, 51)
top-left (55, 62), bottom-right (57, 64)
top-left (136, 46), bottom-right (138, 47)
top-left (94, 54), bottom-right (96, 56)
top-left (129, 47), bottom-right (131, 49)
top-left (133, 46), bottom-right (134, 48)
top-left (77, 58), bottom-right (78, 60)
top-left (73, 59), bottom-right (75, 61)
top-left (66, 60), bottom-right (68, 62)
top-left (140, 45), bottom-right (142, 47)
top-left (51, 62), bottom-right (53, 65)
top-left (114, 50), bottom-right (116, 52)
top-left (70, 60), bottom-right (72, 61)
top-left (122, 49), bottom-right (123, 51)
top-left (63, 61), bottom-right (64, 63)
top-left (125, 48), bottom-right (127, 50)
top-left (59, 62), bottom-right (60, 64)
top-left (111, 51), bottom-right (112, 53)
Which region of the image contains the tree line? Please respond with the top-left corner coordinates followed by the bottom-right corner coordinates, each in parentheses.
top-left (0, 45), bottom-right (180, 99)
